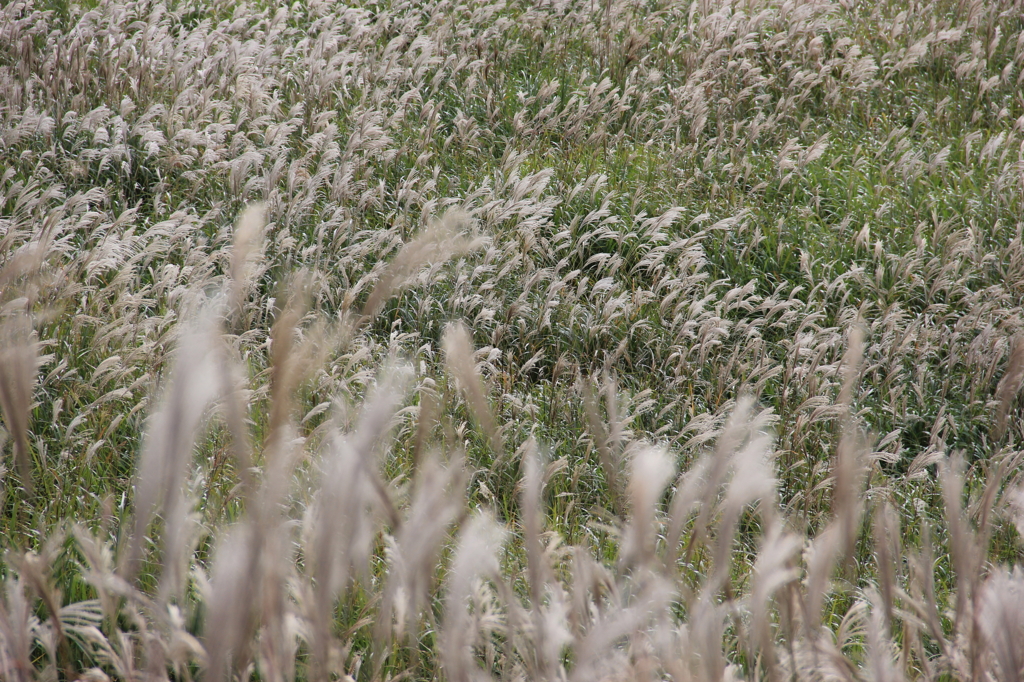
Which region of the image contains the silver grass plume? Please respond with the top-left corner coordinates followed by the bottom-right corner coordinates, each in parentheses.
top-left (834, 326), bottom-right (868, 568)
top-left (872, 500), bottom-right (901, 638)
top-left (206, 278), bottom-right (323, 682)
top-left (358, 209), bottom-right (484, 326)
top-left (979, 567), bottom-right (1024, 682)
top-left (307, 363), bottom-right (413, 677)
top-left (0, 310), bottom-right (38, 495)
top-left (0, 574), bottom-right (35, 682)
top-left (443, 321), bottom-right (503, 454)
top-left (620, 444), bottom-right (674, 570)
top-left (938, 453), bottom-right (983, 648)
top-left (204, 523), bottom-right (261, 682)
top-left (681, 396), bottom-right (757, 569)
top-left (993, 334), bottom-right (1024, 441)
top-left (126, 309), bottom-right (221, 589)
top-left (865, 586), bottom-right (902, 682)
top-left (377, 445), bottom-right (465, 649)
top-left (11, 539), bottom-right (76, 679)
top-left (442, 513), bottom-right (505, 682)
top-left (750, 521), bottom-right (802, 682)
top-left (583, 375), bottom-right (623, 515)
top-left (228, 202), bottom-right (267, 321)
top-left (520, 438), bottom-right (555, 679)
top-left (710, 421), bottom-right (776, 593)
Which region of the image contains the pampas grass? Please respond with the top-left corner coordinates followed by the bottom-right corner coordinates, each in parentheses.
top-left (3, 0), bottom-right (1024, 679)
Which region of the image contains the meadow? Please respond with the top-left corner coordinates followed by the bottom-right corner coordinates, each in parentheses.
top-left (2, 0), bottom-right (1024, 678)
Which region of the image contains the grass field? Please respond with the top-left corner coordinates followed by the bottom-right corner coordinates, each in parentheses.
top-left (2, 0), bottom-right (1024, 679)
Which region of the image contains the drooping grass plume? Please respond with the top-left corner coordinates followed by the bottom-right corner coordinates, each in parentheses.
top-left (358, 210), bottom-right (484, 327)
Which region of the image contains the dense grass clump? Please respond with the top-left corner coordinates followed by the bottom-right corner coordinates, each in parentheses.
top-left (2, 0), bottom-right (1024, 679)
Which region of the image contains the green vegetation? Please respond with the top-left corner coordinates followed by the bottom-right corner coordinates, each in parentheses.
top-left (1, 0), bottom-right (1024, 678)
